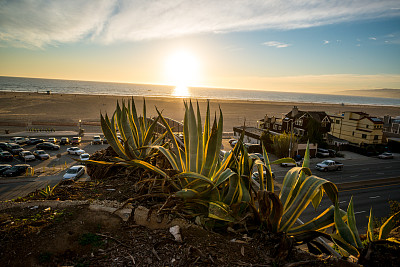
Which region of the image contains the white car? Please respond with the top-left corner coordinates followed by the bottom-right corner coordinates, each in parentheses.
top-left (10, 137), bottom-right (27, 144)
top-left (80, 153), bottom-right (90, 161)
top-left (63, 165), bottom-right (85, 180)
top-left (67, 147), bottom-right (85, 155)
top-left (92, 136), bottom-right (102, 145)
top-left (18, 151), bottom-right (35, 161)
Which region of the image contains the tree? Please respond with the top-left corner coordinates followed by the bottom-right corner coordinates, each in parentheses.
top-left (260, 130), bottom-right (273, 152)
top-left (303, 118), bottom-right (323, 144)
top-left (272, 132), bottom-right (297, 158)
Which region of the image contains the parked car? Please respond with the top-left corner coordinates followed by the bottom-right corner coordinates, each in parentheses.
top-left (2, 164), bottom-right (30, 177)
top-left (230, 140), bottom-right (238, 148)
top-left (316, 148), bottom-right (330, 158)
top-left (9, 137), bottom-right (27, 144)
top-left (102, 137), bottom-right (108, 144)
top-left (244, 143), bottom-right (262, 153)
top-left (70, 137), bottom-right (81, 145)
top-left (26, 138), bottom-right (45, 145)
top-left (6, 143), bottom-right (23, 155)
top-left (36, 142), bottom-right (60, 150)
top-left (378, 152), bottom-right (394, 159)
top-left (92, 135), bottom-right (102, 145)
top-left (316, 160), bottom-right (343, 172)
top-left (18, 151), bottom-right (35, 161)
top-left (0, 151), bottom-right (13, 161)
top-left (60, 137), bottom-right (69, 145)
top-left (63, 165), bottom-right (85, 180)
top-left (0, 164), bottom-right (12, 175)
top-left (228, 139), bottom-right (237, 145)
top-left (67, 147), bottom-right (85, 155)
top-left (281, 159), bottom-right (303, 167)
top-left (249, 153), bottom-right (264, 162)
top-left (0, 142), bottom-right (9, 150)
top-left (33, 150), bottom-right (50, 160)
top-left (252, 171), bottom-right (275, 180)
top-left (48, 137), bottom-right (58, 144)
top-left (80, 153), bottom-right (90, 161)
top-left (328, 149), bottom-right (337, 157)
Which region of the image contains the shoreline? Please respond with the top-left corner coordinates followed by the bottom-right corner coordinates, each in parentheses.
top-left (1, 91), bottom-right (399, 132)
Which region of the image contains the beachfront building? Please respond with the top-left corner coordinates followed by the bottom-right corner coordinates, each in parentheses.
top-left (260, 106), bottom-right (331, 139)
top-left (260, 106), bottom-right (331, 141)
top-left (329, 111), bottom-right (384, 146)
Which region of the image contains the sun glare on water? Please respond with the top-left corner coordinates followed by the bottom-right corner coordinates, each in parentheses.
top-left (165, 50), bottom-right (200, 97)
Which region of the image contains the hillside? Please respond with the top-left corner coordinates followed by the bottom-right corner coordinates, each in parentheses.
top-left (336, 89), bottom-right (400, 99)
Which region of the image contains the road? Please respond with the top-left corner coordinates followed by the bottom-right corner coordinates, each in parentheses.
top-left (300, 181), bottom-right (400, 233)
top-left (272, 157), bottom-right (400, 184)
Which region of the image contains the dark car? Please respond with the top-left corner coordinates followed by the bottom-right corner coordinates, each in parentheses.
top-left (0, 151), bottom-right (13, 161)
top-left (244, 143), bottom-right (262, 153)
top-left (60, 137), bottom-right (69, 145)
top-left (327, 149), bottom-right (337, 157)
top-left (102, 137), bottom-right (108, 144)
top-left (26, 138), bottom-right (45, 145)
top-left (0, 142), bottom-right (9, 151)
top-left (36, 142), bottom-right (60, 150)
top-left (0, 164), bottom-right (12, 175)
top-left (2, 164), bottom-right (30, 177)
top-left (33, 150), bottom-right (50, 160)
top-left (6, 143), bottom-right (24, 155)
top-left (70, 137), bottom-right (81, 145)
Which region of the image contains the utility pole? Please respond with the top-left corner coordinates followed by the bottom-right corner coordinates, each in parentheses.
top-left (288, 119), bottom-right (294, 158)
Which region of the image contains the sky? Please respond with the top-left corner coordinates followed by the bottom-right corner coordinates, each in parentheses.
top-left (0, 0), bottom-right (400, 94)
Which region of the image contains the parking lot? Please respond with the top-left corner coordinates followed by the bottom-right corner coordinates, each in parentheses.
top-left (1, 135), bottom-right (107, 174)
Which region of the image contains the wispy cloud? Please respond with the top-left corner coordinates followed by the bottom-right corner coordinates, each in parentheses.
top-left (1, 0), bottom-right (400, 48)
top-left (369, 37), bottom-right (377, 40)
top-left (263, 41), bottom-right (291, 48)
top-left (323, 40), bottom-right (330, 45)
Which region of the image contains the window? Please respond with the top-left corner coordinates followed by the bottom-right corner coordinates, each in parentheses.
top-left (336, 120), bottom-right (340, 124)
top-left (374, 135), bottom-right (379, 140)
top-left (352, 131), bottom-right (355, 136)
top-left (362, 134), bottom-right (367, 139)
top-left (322, 122), bottom-right (326, 127)
top-left (278, 125), bottom-right (281, 130)
top-left (366, 125), bottom-right (369, 128)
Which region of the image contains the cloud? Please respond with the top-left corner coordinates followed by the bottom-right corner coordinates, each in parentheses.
top-left (1, 0), bottom-right (400, 47)
top-left (323, 40), bottom-right (330, 44)
top-left (263, 41), bottom-right (291, 48)
top-left (369, 37), bottom-right (377, 40)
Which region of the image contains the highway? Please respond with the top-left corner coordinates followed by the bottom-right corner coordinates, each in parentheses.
top-left (269, 156), bottom-right (400, 233)
top-left (300, 182), bottom-right (400, 233)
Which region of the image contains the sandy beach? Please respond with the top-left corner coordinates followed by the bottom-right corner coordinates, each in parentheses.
top-left (0, 91), bottom-right (399, 132)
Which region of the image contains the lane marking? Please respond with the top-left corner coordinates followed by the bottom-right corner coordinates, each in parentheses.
top-left (369, 196), bottom-right (380, 199)
top-left (340, 182), bottom-right (400, 192)
top-left (354, 211), bottom-right (367, 215)
top-left (339, 201), bottom-right (347, 204)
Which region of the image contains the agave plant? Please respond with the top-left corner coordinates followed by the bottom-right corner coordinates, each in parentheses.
top-left (250, 143), bottom-right (341, 243)
top-left (100, 97), bottom-right (167, 161)
top-left (332, 197), bottom-right (400, 258)
top-left (152, 100), bottom-right (248, 221)
top-left (84, 98), bottom-right (170, 178)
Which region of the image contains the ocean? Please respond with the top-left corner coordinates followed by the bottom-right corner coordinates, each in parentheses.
top-left (0, 76), bottom-right (399, 107)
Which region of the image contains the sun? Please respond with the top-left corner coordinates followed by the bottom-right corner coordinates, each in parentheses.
top-left (165, 50), bottom-right (200, 88)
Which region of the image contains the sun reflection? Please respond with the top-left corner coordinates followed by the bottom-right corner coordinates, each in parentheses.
top-left (172, 85), bottom-right (190, 97)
